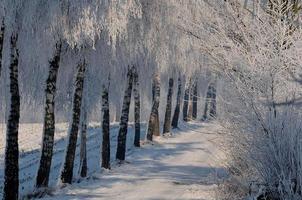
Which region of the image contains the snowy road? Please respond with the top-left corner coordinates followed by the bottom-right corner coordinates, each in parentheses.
top-left (43, 122), bottom-right (227, 200)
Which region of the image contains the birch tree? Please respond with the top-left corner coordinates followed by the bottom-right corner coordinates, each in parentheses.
top-left (171, 75), bottom-right (182, 129)
top-left (116, 67), bottom-right (134, 161)
top-left (4, 30), bottom-right (20, 200)
top-left (79, 85), bottom-right (88, 178)
top-left (192, 79), bottom-right (198, 120)
top-left (36, 41), bottom-right (62, 188)
top-left (36, 0), bottom-right (69, 189)
top-left (2, 1), bottom-right (22, 199)
top-left (61, 60), bottom-right (86, 184)
top-left (0, 18), bottom-right (4, 78)
top-left (133, 66), bottom-right (141, 147)
top-left (101, 79), bottom-right (110, 169)
top-left (163, 78), bottom-right (174, 135)
top-left (146, 73), bottom-right (160, 141)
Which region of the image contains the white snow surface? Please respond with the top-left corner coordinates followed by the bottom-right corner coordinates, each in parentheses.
top-left (39, 121), bottom-right (227, 200)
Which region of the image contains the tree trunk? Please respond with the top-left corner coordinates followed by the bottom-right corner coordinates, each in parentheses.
top-left (192, 80), bottom-right (198, 120)
top-left (61, 60), bottom-right (86, 184)
top-left (133, 67), bottom-right (141, 147)
top-left (187, 82), bottom-right (193, 121)
top-left (4, 33), bottom-right (20, 200)
top-left (151, 79), bottom-right (160, 136)
top-left (36, 42), bottom-right (62, 188)
top-left (163, 78), bottom-right (174, 135)
top-left (183, 79), bottom-right (190, 122)
top-left (0, 18), bottom-right (5, 78)
top-left (101, 82), bottom-right (110, 169)
top-left (154, 108), bottom-right (160, 136)
top-left (116, 67), bottom-right (134, 161)
top-left (209, 83), bottom-right (217, 118)
top-left (171, 76), bottom-right (182, 129)
top-left (146, 73), bottom-right (160, 141)
top-left (79, 94), bottom-right (87, 178)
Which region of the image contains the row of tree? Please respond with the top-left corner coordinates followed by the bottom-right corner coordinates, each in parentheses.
top-left (0, 1), bottom-right (217, 199)
top-left (2, 45), bottom-right (214, 199)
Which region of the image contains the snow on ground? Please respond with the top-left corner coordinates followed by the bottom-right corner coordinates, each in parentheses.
top-left (38, 121), bottom-right (227, 200)
top-left (0, 121), bottom-right (227, 199)
top-left (0, 122), bottom-right (146, 198)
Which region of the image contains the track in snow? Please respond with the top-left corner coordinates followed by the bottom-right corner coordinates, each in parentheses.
top-left (42, 121), bottom-right (227, 200)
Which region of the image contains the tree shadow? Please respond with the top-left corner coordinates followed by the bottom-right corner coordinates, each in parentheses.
top-left (42, 121), bottom-right (227, 199)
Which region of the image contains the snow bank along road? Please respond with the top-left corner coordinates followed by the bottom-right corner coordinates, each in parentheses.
top-left (42, 122), bottom-right (227, 200)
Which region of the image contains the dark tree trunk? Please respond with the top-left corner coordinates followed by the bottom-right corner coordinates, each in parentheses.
top-left (101, 82), bottom-right (110, 169)
top-left (187, 81), bottom-right (193, 121)
top-left (4, 33), bottom-right (20, 200)
top-left (155, 75), bottom-right (161, 136)
top-left (171, 76), bottom-right (182, 129)
top-left (209, 83), bottom-right (217, 118)
top-left (0, 18), bottom-right (5, 78)
top-left (79, 96), bottom-right (87, 178)
top-left (146, 73), bottom-right (160, 141)
top-left (36, 42), bottom-right (62, 188)
top-left (133, 67), bottom-right (141, 147)
top-left (183, 79), bottom-right (190, 122)
top-left (192, 80), bottom-right (198, 120)
top-left (163, 78), bottom-right (174, 135)
top-left (154, 108), bottom-right (160, 136)
top-left (61, 60), bottom-right (86, 184)
top-left (116, 67), bottom-right (134, 161)
top-left (151, 80), bottom-right (160, 136)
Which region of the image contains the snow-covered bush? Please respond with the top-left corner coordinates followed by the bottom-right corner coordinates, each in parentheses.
top-left (219, 102), bottom-right (302, 199)
top-left (219, 2), bottom-right (302, 200)
top-left (175, 0), bottom-right (302, 199)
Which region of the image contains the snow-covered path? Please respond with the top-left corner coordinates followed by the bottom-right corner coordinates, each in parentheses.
top-left (44, 122), bottom-right (226, 200)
